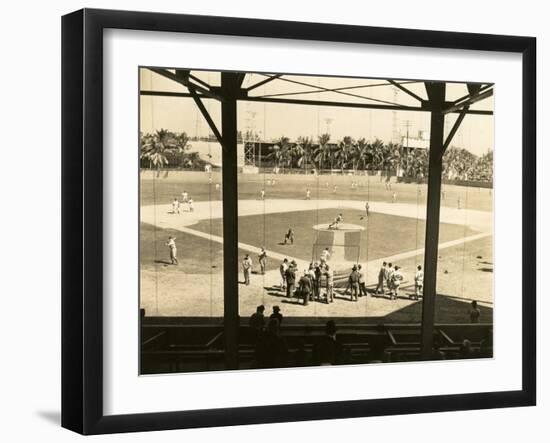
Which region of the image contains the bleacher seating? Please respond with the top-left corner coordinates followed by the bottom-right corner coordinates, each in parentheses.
top-left (140, 319), bottom-right (493, 374)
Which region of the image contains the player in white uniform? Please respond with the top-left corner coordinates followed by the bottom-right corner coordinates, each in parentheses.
top-left (188, 198), bottom-right (194, 212)
top-left (166, 236), bottom-right (178, 265)
top-left (328, 213), bottom-right (343, 229)
top-left (172, 198), bottom-right (180, 214)
top-left (181, 190), bottom-right (189, 203)
top-left (305, 189), bottom-right (311, 200)
top-left (215, 183), bottom-right (220, 191)
top-left (320, 247), bottom-right (330, 266)
top-left (279, 258), bottom-right (289, 290)
top-left (390, 266), bottom-right (403, 300)
top-left (413, 265), bottom-right (424, 300)
top-left (260, 189), bottom-right (265, 200)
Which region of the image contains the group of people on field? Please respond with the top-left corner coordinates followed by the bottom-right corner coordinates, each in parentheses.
top-left (279, 257), bottom-right (336, 306)
top-left (171, 190), bottom-right (194, 214)
top-left (375, 261), bottom-right (424, 300)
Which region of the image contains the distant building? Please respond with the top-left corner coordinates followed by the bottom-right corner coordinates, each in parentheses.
top-left (401, 130), bottom-right (429, 150)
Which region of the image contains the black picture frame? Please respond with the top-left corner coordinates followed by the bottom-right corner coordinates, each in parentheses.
top-left (61, 8), bottom-right (536, 435)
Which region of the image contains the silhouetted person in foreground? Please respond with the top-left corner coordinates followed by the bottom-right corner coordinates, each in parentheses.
top-left (469, 300), bottom-right (481, 323)
top-left (459, 339), bottom-right (476, 359)
top-left (255, 318), bottom-right (288, 369)
top-left (270, 305), bottom-right (283, 325)
top-left (431, 334), bottom-right (446, 360)
top-left (249, 305), bottom-right (265, 336)
top-left (313, 320), bottom-right (344, 365)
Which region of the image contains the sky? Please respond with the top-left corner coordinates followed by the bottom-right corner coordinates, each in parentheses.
top-left (140, 69), bottom-right (494, 156)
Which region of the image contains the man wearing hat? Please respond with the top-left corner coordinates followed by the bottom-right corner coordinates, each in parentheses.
top-left (348, 265), bottom-right (360, 301)
top-left (285, 260), bottom-right (297, 298)
top-left (258, 247), bottom-right (267, 275)
top-left (279, 258), bottom-right (289, 291)
top-left (297, 270), bottom-right (312, 306)
top-left (242, 254), bottom-right (253, 285)
top-left (390, 265), bottom-right (404, 300)
top-left (270, 305), bottom-right (283, 324)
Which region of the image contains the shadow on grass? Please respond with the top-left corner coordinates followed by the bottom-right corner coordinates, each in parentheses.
top-left (154, 259), bottom-right (173, 265)
top-left (382, 293), bottom-right (493, 323)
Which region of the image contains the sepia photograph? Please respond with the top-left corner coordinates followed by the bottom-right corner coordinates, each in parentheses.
top-left (139, 67), bottom-right (494, 374)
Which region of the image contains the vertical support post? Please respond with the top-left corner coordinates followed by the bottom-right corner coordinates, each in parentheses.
top-left (421, 82), bottom-right (446, 360)
top-left (221, 73), bottom-right (240, 370)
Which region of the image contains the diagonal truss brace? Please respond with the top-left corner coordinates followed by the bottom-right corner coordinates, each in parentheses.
top-left (147, 67), bottom-right (223, 101)
top-left (442, 106), bottom-right (469, 154)
top-left (388, 79), bottom-right (425, 103)
top-left (189, 88), bottom-right (224, 146)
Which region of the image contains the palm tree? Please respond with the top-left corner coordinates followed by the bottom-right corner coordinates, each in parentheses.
top-left (289, 143), bottom-right (305, 171)
top-left (174, 131), bottom-right (190, 169)
top-left (140, 129), bottom-right (179, 176)
top-left (355, 138), bottom-right (371, 173)
top-left (276, 136), bottom-right (291, 173)
top-left (370, 138), bottom-right (385, 171)
top-left (297, 136), bottom-right (313, 174)
top-left (313, 133), bottom-right (331, 172)
top-left (335, 136), bottom-right (354, 173)
top-left (266, 144), bottom-right (283, 169)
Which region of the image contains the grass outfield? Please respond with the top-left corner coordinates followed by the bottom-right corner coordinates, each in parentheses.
top-left (140, 170), bottom-right (493, 212)
top-left (190, 208), bottom-right (476, 270)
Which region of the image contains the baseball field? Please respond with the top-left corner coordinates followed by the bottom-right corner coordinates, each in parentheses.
top-left (140, 170), bottom-right (493, 323)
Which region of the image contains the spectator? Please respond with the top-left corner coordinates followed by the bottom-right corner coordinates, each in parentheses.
top-left (249, 305), bottom-right (265, 334)
top-left (312, 320), bottom-right (344, 365)
top-left (459, 339), bottom-right (475, 359)
top-left (470, 300), bottom-right (481, 323)
top-left (270, 305), bottom-right (283, 325)
top-left (255, 318), bottom-right (288, 368)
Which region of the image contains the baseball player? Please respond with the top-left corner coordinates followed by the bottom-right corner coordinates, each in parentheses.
top-left (258, 248), bottom-right (267, 275)
top-left (413, 265), bottom-right (424, 300)
top-left (172, 198), bottom-right (180, 214)
top-left (166, 236), bottom-right (178, 265)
